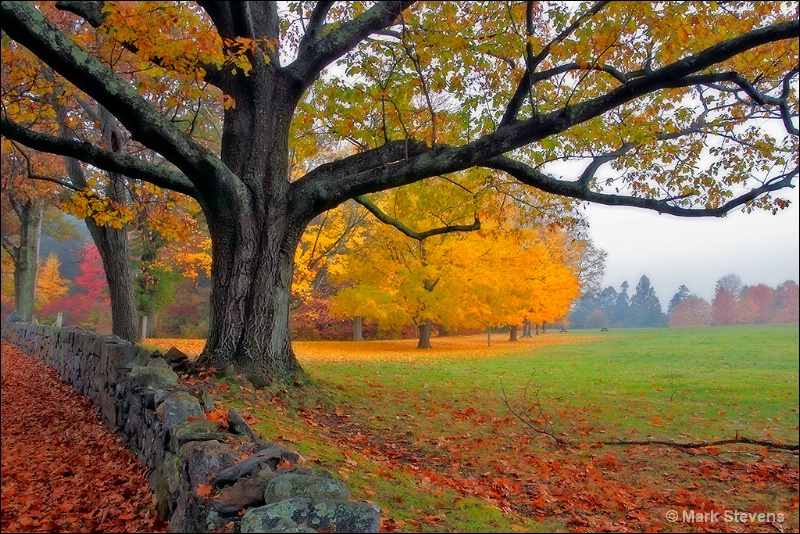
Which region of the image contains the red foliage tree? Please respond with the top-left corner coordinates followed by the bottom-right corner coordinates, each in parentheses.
top-left (711, 274), bottom-right (742, 326)
top-left (738, 284), bottom-right (775, 324)
top-left (40, 242), bottom-right (111, 332)
top-left (772, 280), bottom-right (800, 323)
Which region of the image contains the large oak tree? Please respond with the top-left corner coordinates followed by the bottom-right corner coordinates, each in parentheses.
top-left (1, 1), bottom-right (797, 381)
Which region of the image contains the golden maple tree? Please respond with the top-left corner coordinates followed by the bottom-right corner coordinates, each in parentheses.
top-left (34, 253), bottom-right (69, 309)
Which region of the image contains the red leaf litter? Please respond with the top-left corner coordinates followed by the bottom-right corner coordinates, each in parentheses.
top-left (1, 341), bottom-right (168, 533)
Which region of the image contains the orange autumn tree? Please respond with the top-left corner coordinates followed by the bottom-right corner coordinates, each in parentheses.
top-left (2, 1), bottom-right (797, 381)
top-left (330, 209), bottom-right (581, 348)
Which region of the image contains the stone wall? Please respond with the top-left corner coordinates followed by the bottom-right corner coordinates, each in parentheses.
top-left (1, 323), bottom-right (380, 533)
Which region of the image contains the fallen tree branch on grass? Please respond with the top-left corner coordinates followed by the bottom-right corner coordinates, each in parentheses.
top-left (500, 379), bottom-right (799, 453)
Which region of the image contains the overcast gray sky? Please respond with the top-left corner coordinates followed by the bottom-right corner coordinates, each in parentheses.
top-left (584, 186), bottom-right (800, 307)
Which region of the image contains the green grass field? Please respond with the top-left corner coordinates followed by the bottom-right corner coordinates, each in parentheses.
top-left (149, 324), bottom-right (799, 532)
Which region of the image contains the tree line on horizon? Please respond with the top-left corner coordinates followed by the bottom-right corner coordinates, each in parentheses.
top-left (568, 274), bottom-right (799, 329)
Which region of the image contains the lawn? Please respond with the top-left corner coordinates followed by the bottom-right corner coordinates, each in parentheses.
top-left (146, 324), bottom-right (799, 533)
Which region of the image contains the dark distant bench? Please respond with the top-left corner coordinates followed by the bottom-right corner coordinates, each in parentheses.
top-left (601, 327), bottom-right (609, 332)
top-left (559, 328), bottom-right (567, 333)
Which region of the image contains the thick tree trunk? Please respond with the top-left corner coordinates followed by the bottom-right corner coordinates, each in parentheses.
top-left (86, 221), bottom-right (140, 342)
top-left (353, 316), bottom-right (363, 341)
top-left (417, 319), bottom-right (432, 349)
top-left (10, 200), bottom-right (42, 322)
top-left (199, 213), bottom-right (303, 382)
top-left (509, 324), bottom-right (518, 342)
top-left (194, 72), bottom-right (309, 382)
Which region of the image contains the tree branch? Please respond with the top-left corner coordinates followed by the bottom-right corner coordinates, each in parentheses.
top-left (1, 117), bottom-right (198, 198)
top-left (355, 195), bottom-right (480, 241)
top-left (292, 18), bottom-right (797, 220)
top-left (288, 1), bottom-right (415, 90)
top-left (0, 1), bottom-right (225, 187)
top-left (501, 1), bottom-right (611, 126)
top-left (11, 140), bottom-right (83, 192)
top-left (484, 155), bottom-right (797, 217)
top-left (1, 235), bottom-right (20, 261)
top-left (503, 379), bottom-right (799, 452)
top-left (298, 1), bottom-right (335, 50)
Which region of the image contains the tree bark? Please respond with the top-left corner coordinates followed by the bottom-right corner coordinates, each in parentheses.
top-left (522, 320), bottom-right (532, 337)
top-left (353, 316), bottom-right (363, 341)
top-left (509, 324), bottom-right (518, 342)
top-left (85, 220), bottom-right (139, 341)
top-left (198, 210), bottom-right (303, 381)
top-left (9, 199), bottom-right (42, 322)
top-left (417, 319), bottom-right (432, 349)
top-left (196, 77), bottom-right (306, 382)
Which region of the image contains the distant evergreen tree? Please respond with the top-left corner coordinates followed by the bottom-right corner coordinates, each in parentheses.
top-left (609, 281), bottom-right (630, 327)
top-left (597, 286), bottom-right (618, 314)
top-left (667, 284), bottom-right (690, 314)
top-left (629, 275), bottom-right (667, 327)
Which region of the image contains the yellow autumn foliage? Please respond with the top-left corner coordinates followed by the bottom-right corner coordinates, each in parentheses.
top-left (35, 253), bottom-right (69, 308)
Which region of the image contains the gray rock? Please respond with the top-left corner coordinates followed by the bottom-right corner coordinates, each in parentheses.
top-left (157, 391), bottom-right (205, 433)
top-left (154, 387), bottom-right (191, 407)
top-left (163, 346), bottom-right (189, 364)
top-left (169, 419), bottom-right (228, 452)
top-left (205, 509), bottom-right (229, 532)
top-left (241, 498), bottom-right (380, 533)
top-left (128, 362), bottom-right (179, 390)
top-left (227, 407), bottom-right (257, 439)
top-left (275, 466), bottom-right (332, 478)
top-left (147, 357), bottom-right (174, 372)
top-left (210, 467), bottom-right (276, 515)
top-left (265, 474), bottom-right (350, 503)
top-left (161, 452), bottom-right (187, 495)
top-left (201, 389), bottom-right (215, 412)
top-left (179, 440), bottom-right (238, 488)
top-left (215, 444), bottom-right (299, 487)
top-left (240, 515), bottom-right (316, 533)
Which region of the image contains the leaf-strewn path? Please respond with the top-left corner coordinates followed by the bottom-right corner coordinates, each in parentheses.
top-left (1, 341), bottom-right (167, 533)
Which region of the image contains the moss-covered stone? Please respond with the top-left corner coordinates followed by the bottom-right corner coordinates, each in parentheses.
top-left (169, 419), bottom-right (227, 453)
top-left (128, 363), bottom-right (178, 390)
top-left (240, 498), bottom-right (380, 533)
top-left (157, 390), bottom-right (205, 433)
top-left (265, 474), bottom-right (350, 503)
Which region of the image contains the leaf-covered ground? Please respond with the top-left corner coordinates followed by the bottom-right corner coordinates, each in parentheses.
top-left (0, 342), bottom-right (168, 533)
top-left (148, 328), bottom-right (799, 533)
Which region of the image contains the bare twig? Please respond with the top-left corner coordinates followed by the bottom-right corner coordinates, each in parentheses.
top-left (502, 376), bottom-right (799, 453)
